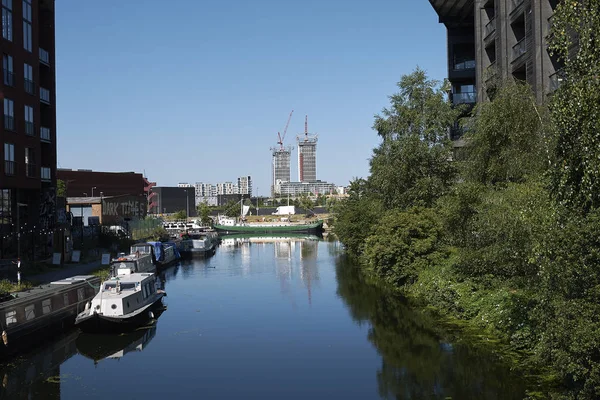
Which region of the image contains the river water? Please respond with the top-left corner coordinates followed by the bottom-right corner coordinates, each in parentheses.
top-left (0, 236), bottom-right (528, 399)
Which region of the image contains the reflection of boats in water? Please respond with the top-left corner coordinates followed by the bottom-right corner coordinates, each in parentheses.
top-left (76, 325), bottom-right (158, 363)
top-left (0, 330), bottom-right (79, 398)
top-left (219, 233), bottom-right (321, 244)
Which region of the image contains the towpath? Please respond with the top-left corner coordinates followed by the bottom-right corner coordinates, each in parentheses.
top-left (27, 259), bottom-right (104, 284)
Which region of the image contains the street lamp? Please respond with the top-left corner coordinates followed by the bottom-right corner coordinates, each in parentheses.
top-left (92, 187), bottom-right (97, 197)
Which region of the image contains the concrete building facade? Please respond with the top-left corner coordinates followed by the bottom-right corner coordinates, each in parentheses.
top-left (150, 186), bottom-right (196, 217)
top-left (1, 0), bottom-right (57, 236)
top-left (271, 149), bottom-right (291, 197)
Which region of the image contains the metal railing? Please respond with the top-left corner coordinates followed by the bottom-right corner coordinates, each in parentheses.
top-left (40, 126), bottom-right (51, 142)
top-left (39, 48), bottom-right (50, 65)
top-left (40, 87), bottom-right (50, 104)
top-left (4, 161), bottom-right (15, 176)
top-left (512, 39), bottom-right (527, 60)
top-left (453, 59), bottom-right (476, 70)
top-left (484, 17), bottom-right (496, 38)
top-left (25, 163), bottom-right (36, 178)
top-left (452, 92), bottom-right (477, 104)
top-left (3, 70), bottom-right (14, 87)
top-left (24, 121), bottom-right (34, 136)
top-left (3, 115), bottom-right (14, 131)
top-left (24, 78), bottom-right (35, 95)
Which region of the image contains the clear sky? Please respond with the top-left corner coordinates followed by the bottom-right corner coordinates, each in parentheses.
top-left (55, 0), bottom-right (447, 196)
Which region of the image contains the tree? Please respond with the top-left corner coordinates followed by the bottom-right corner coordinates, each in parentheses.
top-left (172, 210), bottom-right (187, 220)
top-left (463, 81), bottom-right (551, 185)
top-left (57, 179), bottom-right (66, 197)
top-left (369, 68), bottom-right (461, 209)
top-left (548, 0), bottom-right (600, 213)
top-left (197, 202), bottom-right (212, 226)
top-left (298, 193), bottom-right (314, 216)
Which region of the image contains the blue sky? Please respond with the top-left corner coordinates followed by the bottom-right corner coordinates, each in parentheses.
top-left (55, 0), bottom-right (447, 196)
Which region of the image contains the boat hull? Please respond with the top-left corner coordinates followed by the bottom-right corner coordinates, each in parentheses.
top-left (75, 295), bottom-right (165, 334)
top-left (213, 220), bottom-right (323, 235)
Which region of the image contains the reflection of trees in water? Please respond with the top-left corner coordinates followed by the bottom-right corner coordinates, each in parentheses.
top-left (335, 258), bottom-right (527, 400)
top-left (0, 330), bottom-right (79, 399)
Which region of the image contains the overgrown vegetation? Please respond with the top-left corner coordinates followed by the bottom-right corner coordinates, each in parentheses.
top-left (334, 4), bottom-right (600, 396)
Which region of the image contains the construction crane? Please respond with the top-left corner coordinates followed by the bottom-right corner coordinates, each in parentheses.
top-left (277, 110), bottom-right (294, 150)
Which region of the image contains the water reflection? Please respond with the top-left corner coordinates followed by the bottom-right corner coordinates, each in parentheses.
top-left (335, 257), bottom-right (527, 400)
top-left (76, 326), bottom-right (157, 364)
top-left (0, 331), bottom-right (78, 399)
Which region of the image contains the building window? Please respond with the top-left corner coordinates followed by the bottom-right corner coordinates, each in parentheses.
top-left (22, 20), bottom-right (31, 52)
top-left (4, 142), bottom-right (14, 175)
top-left (25, 147), bottom-right (34, 177)
top-left (5, 310), bottom-right (16, 326)
top-left (41, 166), bottom-right (51, 181)
top-left (24, 105), bottom-right (33, 135)
top-left (22, 0), bottom-right (30, 22)
top-left (24, 63), bottom-right (34, 94)
top-left (25, 304), bottom-right (35, 320)
top-left (2, 0), bottom-right (12, 42)
top-left (2, 54), bottom-right (13, 86)
top-left (0, 189), bottom-right (11, 224)
top-left (3, 98), bottom-right (14, 131)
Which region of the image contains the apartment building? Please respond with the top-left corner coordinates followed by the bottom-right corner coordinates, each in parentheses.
top-left (237, 175), bottom-right (252, 196)
top-left (429, 0), bottom-right (561, 107)
top-left (1, 0), bottom-right (57, 234)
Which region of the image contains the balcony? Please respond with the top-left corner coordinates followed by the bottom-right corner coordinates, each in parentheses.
top-left (452, 92), bottom-right (477, 105)
top-left (512, 39), bottom-right (527, 62)
top-left (25, 163), bottom-right (36, 178)
top-left (511, 0), bottom-right (524, 14)
top-left (3, 71), bottom-right (14, 87)
top-left (40, 166), bottom-right (51, 181)
top-left (453, 59), bottom-right (475, 71)
top-left (39, 48), bottom-right (50, 66)
top-left (484, 18), bottom-right (496, 39)
top-left (4, 161), bottom-right (15, 176)
top-left (25, 121), bottom-right (34, 136)
top-left (549, 69), bottom-right (565, 92)
top-left (24, 79), bottom-right (35, 95)
top-left (3, 115), bottom-right (14, 131)
top-left (40, 87), bottom-right (50, 104)
top-left (40, 126), bottom-right (51, 142)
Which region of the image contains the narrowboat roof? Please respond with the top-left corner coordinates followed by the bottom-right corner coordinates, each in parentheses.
top-left (104, 273), bottom-right (154, 284)
top-left (0, 275), bottom-right (99, 308)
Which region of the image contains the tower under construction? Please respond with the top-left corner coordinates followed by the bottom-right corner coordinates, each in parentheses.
top-left (270, 111), bottom-right (294, 197)
top-left (297, 116), bottom-right (318, 182)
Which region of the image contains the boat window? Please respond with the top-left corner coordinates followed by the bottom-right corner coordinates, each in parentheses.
top-left (5, 310), bottom-right (16, 326)
top-left (104, 283), bottom-right (117, 291)
top-left (42, 299), bottom-right (52, 314)
top-left (142, 284), bottom-right (148, 299)
top-left (120, 283), bottom-right (136, 290)
top-left (25, 304), bottom-right (35, 321)
top-left (63, 293), bottom-right (70, 306)
top-left (77, 288), bottom-right (85, 301)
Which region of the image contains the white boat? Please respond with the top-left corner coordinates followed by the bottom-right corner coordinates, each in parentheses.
top-left (74, 273), bottom-right (166, 333)
top-left (178, 231), bottom-right (219, 257)
top-left (110, 252), bottom-right (155, 277)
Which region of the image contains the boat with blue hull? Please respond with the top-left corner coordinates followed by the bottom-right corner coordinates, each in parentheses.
top-left (131, 241), bottom-right (181, 270)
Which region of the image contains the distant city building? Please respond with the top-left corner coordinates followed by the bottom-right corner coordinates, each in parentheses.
top-left (296, 116), bottom-right (318, 182)
top-left (177, 183), bottom-right (192, 188)
top-left (275, 180), bottom-right (336, 197)
top-left (150, 187), bottom-right (196, 216)
top-left (238, 176), bottom-right (252, 196)
top-left (271, 149), bottom-right (291, 197)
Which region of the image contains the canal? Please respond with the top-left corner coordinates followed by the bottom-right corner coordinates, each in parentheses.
top-left (0, 236), bottom-right (528, 399)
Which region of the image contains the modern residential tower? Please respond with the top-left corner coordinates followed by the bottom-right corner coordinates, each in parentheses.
top-left (296, 115), bottom-right (317, 182)
top-left (271, 148), bottom-right (291, 196)
top-left (1, 0), bottom-right (57, 236)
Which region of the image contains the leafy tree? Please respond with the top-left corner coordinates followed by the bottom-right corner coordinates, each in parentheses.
top-left (298, 193), bottom-right (314, 215)
top-left (463, 81), bottom-right (551, 185)
top-left (548, 0), bottom-right (600, 213)
top-left (57, 179), bottom-right (66, 197)
top-left (197, 202), bottom-right (212, 226)
top-left (172, 210), bottom-right (187, 220)
top-left (369, 68), bottom-right (461, 209)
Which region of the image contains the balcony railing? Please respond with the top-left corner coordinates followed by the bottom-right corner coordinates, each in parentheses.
top-left (40, 87), bottom-right (50, 104)
top-left (25, 121), bottom-right (34, 136)
top-left (549, 70), bottom-right (565, 92)
top-left (26, 163), bottom-right (36, 178)
top-left (511, 0), bottom-right (524, 13)
top-left (453, 59), bottom-right (476, 70)
top-left (24, 79), bottom-right (35, 95)
top-left (41, 167), bottom-right (51, 181)
top-left (4, 161), bottom-right (15, 176)
top-left (452, 92), bottom-right (477, 105)
top-left (3, 115), bottom-right (14, 131)
top-left (40, 126), bottom-right (51, 142)
top-left (512, 39), bottom-right (527, 61)
top-left (484, 18), bottom-right (496, 38)
top-left (39, 48), bottom-right (50, 66)
top-left (3, 71), bottom-right (14, 87)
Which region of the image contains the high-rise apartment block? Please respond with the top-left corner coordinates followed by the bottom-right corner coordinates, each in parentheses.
top-left (297, 118), bottom-right (318, 182)
top-left (271, 148), bottom-right (291, 197)
top-left (237, 175), bottom-right (252, 197)
top-left (429, 0), bottom-right (561, 115)
top-left (1, 0), bottom-right (57, 234)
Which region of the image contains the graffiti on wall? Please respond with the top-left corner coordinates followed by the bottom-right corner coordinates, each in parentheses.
top-left (102, 197), bottom-right (147, 225)
top-left (39, 187), bottom-right (56, 229)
